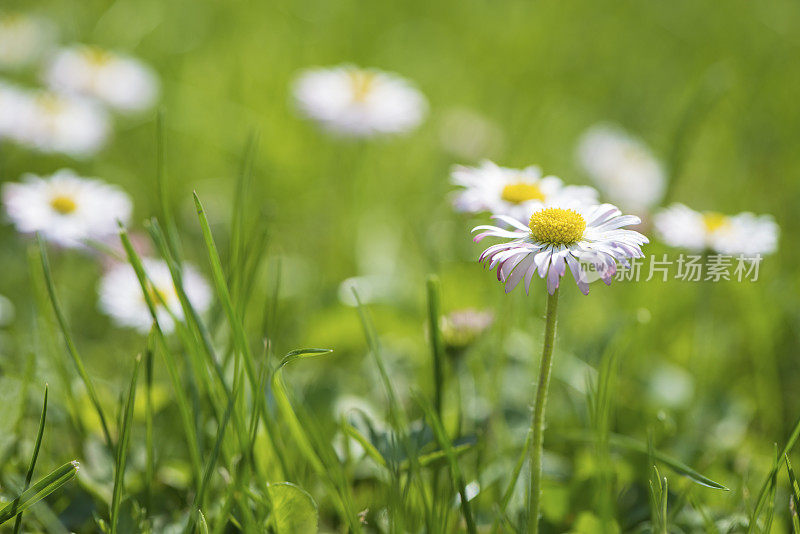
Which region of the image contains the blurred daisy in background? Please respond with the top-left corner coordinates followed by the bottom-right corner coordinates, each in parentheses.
top-left (576, 124), bottom-right (666, 213)
top-left (438, 108), bottom-right (504, 160)
top-left (0, 13), bottom-right (55, 70)
top-left (440, 308), bottom-right (494, 357)
top-left (44, 45), bottom-right (159, 113)
top-left (99, 259), bottom-right (211, 333)
top-left (654, 203), bottom-right (778, 256)
top-left (293, 65), bottom-right (427, 137)
top-left (451, 160), bottom-right (598, 221)
top-left (16, 90), bottom-right (110, 156)
top-left (474, 203), bottom-right (648, 295)
top-left (2, 169), bottom-right (132, 248)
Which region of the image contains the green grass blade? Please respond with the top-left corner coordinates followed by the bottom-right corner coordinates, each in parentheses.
top-left (117, 227), bottom-right (203, 486)
top-left (197, 510), bottom-right (210, 534)
top-left (271, 349), bottom-right (334, 475)
top-left (271, 349), bottom-right (363, 533)
top-left (352, 289), bottom-right (432, 529)
top-left (145, 218), bottom-right (257, 474)
top-left (37, 235), bottom-right (113, 452)
top-left (0, 461), bottom-right (79, 525)
top-left (27, 246), bottom-right (84, 442)
top-left (660, 475), bottom-right (668, 534)
top-left (192, 193), bottom-right (264, 418)
top-left (787, 454), bottom-right (800, 533)
top-left (186, 378), bottom-right (236, 534)
top-left (144, 330), bottom-right (155, 514)
top-left (111, 355), bottom-right (142, 534)
top-left (750, 412), bottom-right (800, 530)
top-left (761, 445), bottom-right (780, 534)
top-left (192, 193), bottom-right (292, 481)
top-left (192, 192), bottom-right (254, 376)
top-left (229, 131), bottom-right (258, 305)
top-left (342, 423), bottom-right (388, 469)
top-left (559, 430), bottom-right (729, 490)
top-left (426, 276), bottom-right (445, 420)
top-left (408, 441), bottom-right (474, 470)
top-left (491, 428), bottom-right (531, 531)
top-left (414, 392), bottom-right (477, 534)
top-left (155, 109), bottom-right (182, 261)
top-left (12, 385), bottom-right (48, 534)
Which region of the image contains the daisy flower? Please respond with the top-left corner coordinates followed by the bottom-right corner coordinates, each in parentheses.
top-left (0, 13), bottom-right (55, 69)
top-left (473, 203), bottom-right (648, 295)
top-left (16, 90), bottom-right (110, 156)
top-left (654, 203), bottom-right (778, 256)
top-left (440, 308), bottom-right (494, 355)
top-left (576, 124), bottom-right (666, 212)
top-left (43, 45), bottom-right (159, 113)
top-left (293, 65), bottom-right (427, 137)
top-left (2, 169), bottom-right (132, 248)
top-left (98, 259), bottom-right (212, 334)
top-left (451, 160), bottom-right (598, 221)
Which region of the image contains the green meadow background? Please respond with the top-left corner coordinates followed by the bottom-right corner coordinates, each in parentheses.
top-left (1, 0), bottom-right (800, 531)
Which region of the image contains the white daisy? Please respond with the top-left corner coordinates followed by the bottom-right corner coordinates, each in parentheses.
top-left (473, 204), bottom-right (648, 295)
top-left (98, 259), bottom-right (212, 334)
top-left (2, 169), bottom-right (132, 248)
top-left (43, 45), bottom-right (159, 113)
top-left (0, 13), bottom-right (55, 69)
top-left (293, 65), bottom-right (427, 137)
top-left (16, 90), bottom-right (110, 156)
top-left (451, 160), bottom-right (598, 221)
top-left (576, 124), bottom-right (666, 212)
top-left (654, 203), bottom-right (778, 256)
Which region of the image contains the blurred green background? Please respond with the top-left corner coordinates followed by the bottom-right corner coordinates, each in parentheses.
top-left (2, 0), bottom-right (800, 531)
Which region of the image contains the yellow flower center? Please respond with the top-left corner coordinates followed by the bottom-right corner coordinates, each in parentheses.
top-left (501, 182), bottom-right (546, 204)
top-left (50, 195), bottom-right (78, 215)
top-left (1, 14), bottom-right (23, 27)
top-left (702, 212), bottom-right (729, 233)
top-left (146, 285), bottom-right (169, 305)
top-left (623, 145), bottom-right (647, 162)
top-left (348, 70), bottom-right (377, 102)
top-left (83, 46), bottom-right (113, 66)
top-left (37, 93), bottom-right (64, 115)
top-left (529, 208), bottom-right (586, 245)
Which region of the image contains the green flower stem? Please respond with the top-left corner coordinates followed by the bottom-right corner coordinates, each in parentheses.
top-left (528, 288), bottom-right (560, 533)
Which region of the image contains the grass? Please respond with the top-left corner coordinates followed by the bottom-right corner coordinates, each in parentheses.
top-left (1, 0), bottom-right (800, 531)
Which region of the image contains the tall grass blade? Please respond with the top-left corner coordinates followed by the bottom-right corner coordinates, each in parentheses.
top-left (111, 355), bottom-right (141, 534)
top-left (117, 227), bottom-right (203, 485)
top-left (352, 289), bottom-right (433, 530)
top-left (414, 393), bottom-right (477, 534)
top-left (787, 454), bottom-right (800, 533)
top-left (761, 445), bottom-right (780, 534)
top-left (229, 132), bottom-right (258, 305)
top-left (12, 385), bottom-right (48, 534)
top-left (270, 349), bottom-right (334, 476)
top-left (426, 276), bottom-right (445, 420)
top-left (750, 412), bottom-right (800, 530)
top-left (186, 378), bottom-right (236, 534)
top-left (155, 109), bottom-right (182, 261)
top-left (144, 330), bottom-right (155, 514)
top-left (37, 235), bottom-right (113, 452)
top-left (270, 348), bottom-right (363, 533)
